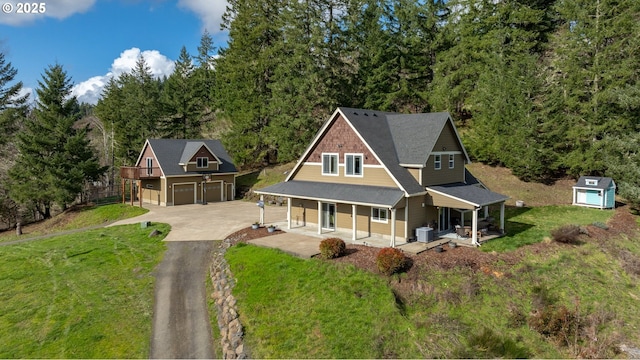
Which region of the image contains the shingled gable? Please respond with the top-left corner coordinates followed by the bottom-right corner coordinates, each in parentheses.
top-left (136, 139), bottom-right (237, 176)
top-left (286, 107), bottom-right (425, 195)
top-left (178, 141), bottom-right (222, 165)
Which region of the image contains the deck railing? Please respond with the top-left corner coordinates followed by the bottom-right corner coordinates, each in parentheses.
top-left (120, 166), bottom-right (161, 180)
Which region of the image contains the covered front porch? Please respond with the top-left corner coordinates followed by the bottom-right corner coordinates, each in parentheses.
top-left (425, 183), bottom-right (510, 246)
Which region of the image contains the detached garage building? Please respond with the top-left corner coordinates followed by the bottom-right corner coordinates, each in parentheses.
top-left (121, 139), bottom-right (238, 206)
top-left (572, 176), bottom-right (616, 210)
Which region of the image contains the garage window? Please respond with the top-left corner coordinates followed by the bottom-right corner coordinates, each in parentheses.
top-left (197, 157), bottom-right (209, 168)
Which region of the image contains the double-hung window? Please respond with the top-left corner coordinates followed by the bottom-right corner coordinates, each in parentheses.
top-left (345, 154), bottom-right (363, 176)
top-left (196, 157), bottom-right (209, 168)
top-left (146, 157), bottom-right (153, 175)
top-left (448, 154), bottom-right (455, 169)
top-left (322, 153), bottom-right (338, 175)
top-left (434, 154), bottom-right (441, 170)
top-left (371, 208), bottom-right (388, 223)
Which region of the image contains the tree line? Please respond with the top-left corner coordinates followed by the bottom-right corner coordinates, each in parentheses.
top-left (1, 0), bottom-right (639, 223)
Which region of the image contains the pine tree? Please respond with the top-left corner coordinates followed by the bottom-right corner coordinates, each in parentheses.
top-left (8, 64), bottom-right (104, 218)
top-left (0, 51), bottom-right (29, 146)
top-left (160, 46), bottom-right (201, 138)
top-left (544, 0), bottom-right (640, 176)
top-left (215, 0), bottom-right (285, 166)
top-left (96, 56), bottom-right (163, 165)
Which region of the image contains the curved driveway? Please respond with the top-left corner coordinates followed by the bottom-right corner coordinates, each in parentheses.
top-left (111, 201), bottom-right (287, 359)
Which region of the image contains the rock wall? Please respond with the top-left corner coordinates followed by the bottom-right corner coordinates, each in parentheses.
top-left (210, 240), bottom-right (246, 359)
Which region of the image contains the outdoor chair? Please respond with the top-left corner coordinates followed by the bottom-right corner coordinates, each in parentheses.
top-left (455, 225), bottom-right (468, 238)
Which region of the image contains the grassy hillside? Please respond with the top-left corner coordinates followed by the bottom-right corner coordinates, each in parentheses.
top-left (0, 223), bottom-right (169, 358)
top-left (0, 204), bottom-right (148, 243)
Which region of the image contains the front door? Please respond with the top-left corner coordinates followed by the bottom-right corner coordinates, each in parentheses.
top-left (321, 203), bottom-right (336, 230)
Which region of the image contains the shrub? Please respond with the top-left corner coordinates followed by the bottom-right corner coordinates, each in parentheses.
top-left (319, 237), bottom-right (345, 259)
top-left (376, 247), bottom-right (406, 275)
top-left (528, 304), bottom-right (580, 346)
top-left (551, 224), bottom-right (581, 244)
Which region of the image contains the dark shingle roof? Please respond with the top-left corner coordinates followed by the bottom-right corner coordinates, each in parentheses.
top-left (427, 183), bottom-right (509, 207)
top-left (144, 139), bottom-right (237, 176)
top-left (256, 180), bottom-right (405, 208)
top-left (386, 112), bottom-right (451, 165)
top-left (574, 176), bottom-right (615, 190)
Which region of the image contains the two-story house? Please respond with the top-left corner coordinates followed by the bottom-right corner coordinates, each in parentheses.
top-left (255, 107), bottom-right (508, 247)
top-left (121, 139), bottom-right (238, 206)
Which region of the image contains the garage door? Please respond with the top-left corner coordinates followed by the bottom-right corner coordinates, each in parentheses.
top-left (174, 184), bottom-right (195, 205)
top-left (205, 182), bottom-right (222, 202)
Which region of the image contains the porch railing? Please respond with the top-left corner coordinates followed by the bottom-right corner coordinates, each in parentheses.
top-left (120, 166), bottom-right (161, 180)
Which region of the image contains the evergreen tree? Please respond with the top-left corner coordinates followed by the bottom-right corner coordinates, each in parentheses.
top-left (193, 30), bottom-right (216, 117)
top-left (215, 0), bottom-right (285, 166)
top-left (95, 56), bottom-right (163, 165)
top-left (543, 0), bottom-right (640, 176)
top-left (0, 51), bottom-right (29, 146)
top-left (355, 0), bottom-right (443, 112)
top-left (8, 64), bottom-right (104, 218)
top-left (602, 133), bottom-right (640, 211)
top-left (160, 46), bottom-right (201, 138)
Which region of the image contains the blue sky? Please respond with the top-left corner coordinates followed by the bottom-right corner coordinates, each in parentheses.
top-left (0, 0), bottom-right (229, 104)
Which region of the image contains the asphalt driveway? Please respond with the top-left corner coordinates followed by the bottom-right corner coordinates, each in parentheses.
top-left (110, 201), bottom-right (288, 241)
top-left (109, 201), bottom-right (287, 358)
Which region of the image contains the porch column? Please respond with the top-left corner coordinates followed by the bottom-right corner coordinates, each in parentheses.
top-left (138, 180), bottom-right (142, 207)
top-left (471, 208), bottom-right (479, 246)
top-left (390, 208), bottom-right (397, 248)
top-left (317, 201), bottom-right (322, 235)
top-left (287, 197), bottom-right (291, 230)
top-left (500, 202), bottom-right (505, 233)
top-left (259, 194), bottom-right (265, 225)
top-left (461, 211), bottom-right (465, 227)
top-left (484, 206), bottom-right (489, 218)
top-left (352, 204), bottom-right (357, 242)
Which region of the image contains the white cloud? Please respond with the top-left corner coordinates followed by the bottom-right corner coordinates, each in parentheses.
top-left (72, 47), bottom-right (175, 104)
top-left (0, 0), bottom-right (95, 26)
top-left (177, 0), bottom-right (229, 33)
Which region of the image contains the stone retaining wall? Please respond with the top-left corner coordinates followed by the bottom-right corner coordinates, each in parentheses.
top-left (210, 240), bottom-right (246, 359)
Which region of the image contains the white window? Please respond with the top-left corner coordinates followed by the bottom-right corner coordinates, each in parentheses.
top-left (196, 157), bottom-right (209, 168)
top-left (322, 153), bottom-right (338, 175)
top-left (146, 157), bottom-right (153, 175)
top-left (434, 154), bottom-right (441, 170)
top-left (371, 207), bottom-right (388, 223)
top-left (345, 154), bottom-right (363, 176)
top-left (449, 154), bottom-right (455, 169)
top-left (585, 179), bottom-right (598, 186)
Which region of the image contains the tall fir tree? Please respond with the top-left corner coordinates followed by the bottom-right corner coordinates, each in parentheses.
top-left (543, 0), bottom-right (640, 176)
top-left (215, 0), bottom-right (285, 166)
top-left (160, 46), bottom-right (201, 138)
top-left (9, 64), bottom-right (103, 218)
top-left (0, 51), bottom-right (29, 146)
top-left (95, 56), bottom-right (163, 165)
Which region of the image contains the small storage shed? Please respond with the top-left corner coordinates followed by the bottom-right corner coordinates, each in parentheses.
top-left (572, 176), bottom-right (616, 209)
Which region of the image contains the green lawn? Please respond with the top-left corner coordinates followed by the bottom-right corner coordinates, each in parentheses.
top-left (226, 243), bottom-right (418, 358)
top-left (0, 223), bottom-right (169, 358)
top-left (482, 205), bottom-right (614, 251)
